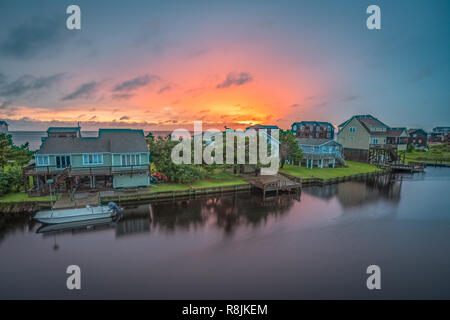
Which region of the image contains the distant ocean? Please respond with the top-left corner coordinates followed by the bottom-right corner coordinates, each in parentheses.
top-left (9, 131), bottom-right (173, 151)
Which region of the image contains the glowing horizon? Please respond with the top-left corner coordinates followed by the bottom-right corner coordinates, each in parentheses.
top-left (1, 0), bottom-right (449, 131)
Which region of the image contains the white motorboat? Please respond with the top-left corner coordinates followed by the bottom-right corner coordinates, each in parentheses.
top-left (34, 202), bottom-right (122, 225)
top-left (36, 217), bottom-right (116, 233)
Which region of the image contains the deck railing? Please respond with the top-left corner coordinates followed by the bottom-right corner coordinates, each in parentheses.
top-left (23, 164), bottom-right (150, 176)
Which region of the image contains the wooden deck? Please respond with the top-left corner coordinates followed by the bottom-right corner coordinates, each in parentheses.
top-left (390, 161), bottom-right (425, 173)
top-left (243, 174), bottom-right (301, 195)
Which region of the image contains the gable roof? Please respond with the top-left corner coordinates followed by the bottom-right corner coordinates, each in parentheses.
top-left (36, 128), bottom-right (148, 154)
top-left (296, 137), bottom-right (342, 147)
top-left (387, 127), bottom-right (409, 137)
top-left (338, 115), bottom-right (389, 137)
top-left (338, 115), bottom-right (388, 128)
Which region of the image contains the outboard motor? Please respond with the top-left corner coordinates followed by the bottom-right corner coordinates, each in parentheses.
top-left (108, 202), bottom-right (123, 213)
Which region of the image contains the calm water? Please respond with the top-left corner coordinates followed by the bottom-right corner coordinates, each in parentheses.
top-left (1, 167), bottom-right (450, 299)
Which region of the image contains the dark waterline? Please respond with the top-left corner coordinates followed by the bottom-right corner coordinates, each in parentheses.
top-left (1, 167), bottom-right (450, 299)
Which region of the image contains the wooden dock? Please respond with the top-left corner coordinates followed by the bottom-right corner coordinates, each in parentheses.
top-left (390, 162), bottom-right (425, 173)
top-left (243, 174), bottom-right (301, 196)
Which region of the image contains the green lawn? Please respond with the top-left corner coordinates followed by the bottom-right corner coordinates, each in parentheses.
top-left (279, 161), bottom-right (381, 179)
top-left (191, 171), bottom-right (247, 188)
top-left (150, 171), bottom-right (248, 192)
top-left (0, 192), bottom-right (57, 203)
top-left (405, 144), bottom-right (450, 164)
top-left (150, 182), bottom-right (190, 192)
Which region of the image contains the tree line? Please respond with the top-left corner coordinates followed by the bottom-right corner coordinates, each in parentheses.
top-left (146, 130), bottom-right (302, 184)
top-left (0, 133), bottom-right (33, 196)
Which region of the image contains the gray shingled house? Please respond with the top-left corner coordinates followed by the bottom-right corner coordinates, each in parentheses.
top-left (23, 127), bottom-right (150, 195)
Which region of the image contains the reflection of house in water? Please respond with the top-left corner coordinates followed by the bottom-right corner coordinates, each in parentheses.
top-left (302, 184), bottom-right (339, 201)
top-left (114, 192), bottom-right (299, 237)
top-left (115, 205), bottom-right (152, 237)
top-left (27, 192), bottom-right (300, 239)
top-left (303, 174), bottom-right (403, 208)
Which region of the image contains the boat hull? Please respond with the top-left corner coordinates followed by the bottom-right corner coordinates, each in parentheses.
top-left (37, 217), bottom-right (115, 233)
top-left (34, 206), bottom-right (117, 224)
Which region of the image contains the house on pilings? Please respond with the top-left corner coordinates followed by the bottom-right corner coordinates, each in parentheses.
top-left (22, 126), bottom-right (151, 196)
top-left (337, 115), bottom-right (408, 165)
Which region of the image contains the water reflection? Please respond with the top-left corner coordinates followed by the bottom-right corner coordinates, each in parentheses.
top-left (303, 173), bottom-right (403, 208)
top-left (117, 191), bottom-right (299, 237)
top-left (0, 174), bottom-right (407, 241)
top-left (1, 168), bottom-right (450, 299)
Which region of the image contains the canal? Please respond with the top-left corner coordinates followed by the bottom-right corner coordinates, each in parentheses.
top-left (1, 167), bottom-right (449, 299)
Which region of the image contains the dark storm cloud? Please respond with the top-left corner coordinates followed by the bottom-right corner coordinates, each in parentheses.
top-left (290, 103), bottom-right (300, 108)
top-left (62, 81), bottom-right (100, 100)
top-left (120, 116), bottom-right (130, 120)
top-left (113, 75), bottom-right (159, 92)
top-left (0, 17), bottom-right (69, 59)
top-left (0, 73), bottom-right (64, 99)
top-left (216, 72), bottom-right (253, 89)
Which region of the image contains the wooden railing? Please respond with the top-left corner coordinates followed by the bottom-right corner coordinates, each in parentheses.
top-left (23, 164), bottom-right (150, 176)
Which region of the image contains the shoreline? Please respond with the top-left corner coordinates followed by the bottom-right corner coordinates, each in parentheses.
top-left (0, 167), bottom-right (393, 213)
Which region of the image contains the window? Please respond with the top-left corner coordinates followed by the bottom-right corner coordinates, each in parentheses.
top-left (315, 132), bottom-right (319, 137)
top-left (373, 138), bottom-right (379, 144)
top-left (83, 154), bottom-right (103, 165)
top-left (327, 126), bottom-right (331, 131)
top-left (36, 155), bottom-right (49, 166)
top-left (292, 125), bottom-right (297, 131)
top-left (349, 127), bottom-right (356, 133)
top-left (327, 133), bottom-right (330, 138)
top-left (350, 136), bottom-right (355, 141)
top-left (121, 154), bottom-right (141, 166)
top-left (56, 155), bottom-right (71, 169)
top-left (300, 125), bottom-right (305, 130)
top-left (323, 146), bottom-right (329, 153)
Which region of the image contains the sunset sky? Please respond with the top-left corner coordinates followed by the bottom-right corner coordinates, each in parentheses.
top-left (0, 0), bottom-right (449, 131)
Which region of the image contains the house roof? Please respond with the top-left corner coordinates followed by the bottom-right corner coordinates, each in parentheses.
top-left (292, 121), bottom-right (333, 127)
top-left (433, 127), bottom-right (450, 131)
top-left (338, 115), bottom-right (388, 129)
top-left (36, 128), bottom-right (148, 154)
top-left (338, 115), bottom-right (389, 137)
top-left (296, 137), bottom-right (342, 147)
top-left (47, 127), bottom-right (80, 132)
top-left (246, 124), bottom-right (280, 130)
top-left (387, 127), bottom-right (408, 137)
top-left (408, 128), bottom-right (427, 135)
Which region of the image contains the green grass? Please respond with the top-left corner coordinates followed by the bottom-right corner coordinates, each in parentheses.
top-left (279, 161), bottom-right (381, 179)
top-left (0, 192), bottom-right (58, 203)
top-left (150, 182), bottom-right (190, 192)
top-left (150, 170), bottom-right (248, 192)
top-left (191, 171), bottom-right (247, 188)
top-left (405, 144), bottom-right (450, 164)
